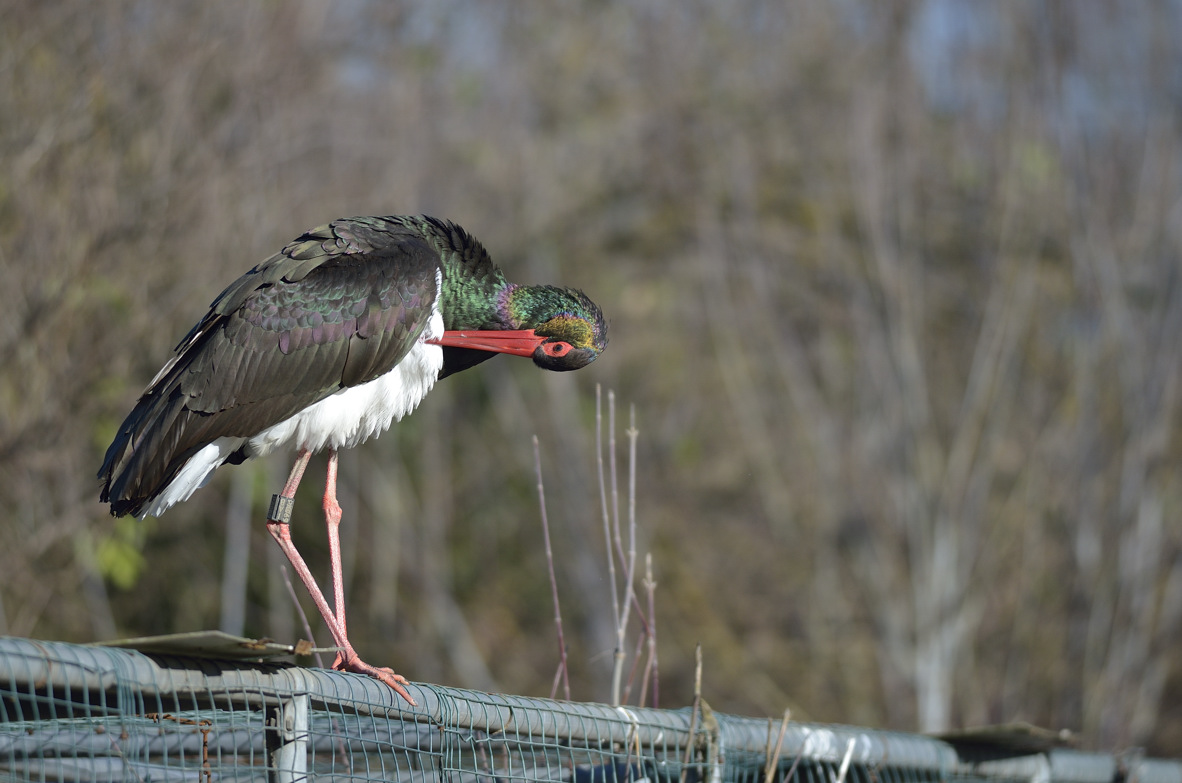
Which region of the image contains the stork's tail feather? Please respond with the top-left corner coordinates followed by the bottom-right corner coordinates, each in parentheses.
top-left (101, 435), bottom-right (241, 519)
top-left (98, 385), bottom-right (235, 519)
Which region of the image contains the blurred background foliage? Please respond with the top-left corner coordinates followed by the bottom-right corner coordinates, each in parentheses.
top-left (2, 0), bottom-right (1182, 754)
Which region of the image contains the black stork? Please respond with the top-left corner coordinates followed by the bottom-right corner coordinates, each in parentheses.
top-left (98, 215), bottom-right (607, 703)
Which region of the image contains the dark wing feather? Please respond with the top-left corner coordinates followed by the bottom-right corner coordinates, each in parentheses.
top-left (99, 218), bottom-right (441, 517)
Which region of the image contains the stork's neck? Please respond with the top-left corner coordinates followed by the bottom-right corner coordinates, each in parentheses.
top-left (396, 216), bottom-right (511, 331)
top-left (401, 216), bottom-right (598, 336)
top-left (441, 272), bottom-right (516, 332)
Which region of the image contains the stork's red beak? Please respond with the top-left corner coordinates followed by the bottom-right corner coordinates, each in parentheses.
top-left (428, 330), bottom-right (546, 357)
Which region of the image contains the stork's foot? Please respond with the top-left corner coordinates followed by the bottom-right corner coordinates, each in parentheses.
top-left (332, 648), bottom-right (416, 706)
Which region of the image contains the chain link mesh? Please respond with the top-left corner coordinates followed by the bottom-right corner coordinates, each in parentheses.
top-left (1, 637), bottom-right (1178, 783)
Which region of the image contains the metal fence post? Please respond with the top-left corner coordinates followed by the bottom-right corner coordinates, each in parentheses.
top-left (266, 693), bottom-right (310, 782)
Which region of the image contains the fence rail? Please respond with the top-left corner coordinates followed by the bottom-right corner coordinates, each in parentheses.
top-left (0, 636), bottom-right (1177, 783)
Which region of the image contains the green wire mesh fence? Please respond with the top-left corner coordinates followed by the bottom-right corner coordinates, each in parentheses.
top-left (1, 635), bottom-right (1179, 783)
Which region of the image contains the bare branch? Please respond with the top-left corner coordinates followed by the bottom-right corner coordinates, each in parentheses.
top-left (763, 708), bottom-right (791, 783)
top-left (533, 435), bottom-right (570, 701)
top-left (279, 564), bottom-right (326, 670)
top-left (641, 553), bottom-right (659, 708)
top-left (680, 643), bottom-right (704, 783)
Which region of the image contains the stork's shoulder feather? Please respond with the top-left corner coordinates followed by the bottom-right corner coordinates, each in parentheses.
top-left (170, 220), bottom-right (441, 412)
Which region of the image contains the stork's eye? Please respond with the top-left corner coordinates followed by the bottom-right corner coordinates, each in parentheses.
top-left (542, 341), bottom-right (573, 358)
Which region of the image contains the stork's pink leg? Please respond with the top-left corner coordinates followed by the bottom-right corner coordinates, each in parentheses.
top-left (282, 449), bottom-right (312, 497)
top-left (266, 449), bottom-right (415, 705)
top-left (317, 450), bottom-right (413, 701)
top-left (266, 449), bottom-right (342, 640)
top-left (322, 451), bottom-right (348, 657)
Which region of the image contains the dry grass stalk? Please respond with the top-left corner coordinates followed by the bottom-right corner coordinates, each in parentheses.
top-left (533, 435), bottom-right (570, 701)
top-left (763, 708), bottom-right (791, 783)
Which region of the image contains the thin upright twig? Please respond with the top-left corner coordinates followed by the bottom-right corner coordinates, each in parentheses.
top-left (611, 402), bottom-right (641, 705)
top-left (625, 408), bottom-right (640, 666)
top-left (782, 752), bottom-right (805, 783)
top-left (609, 390), bottom-right (621, 565)
top-left (766, 720), bottom-right (774, 779)
top-left (763, 708), bottom-right (792, 783)
top-left (621, 626), bottom-right (648, 705)
top-left (833, 738), bottom-right (856, 783)
top-left (641, 552), bottom-right (659, 708)
top-left (628, 406), bottom-right (639, 568)
top-left (279, 563), bottom-right (327, 669)
top-left (534, 435), bottom-right (570, 701)
top-left (605, 390), bottom-right (628, 705)
top-left (596, 387), bottom-right (623, 701)
top-left (680, 643), bottom-right (703, 783)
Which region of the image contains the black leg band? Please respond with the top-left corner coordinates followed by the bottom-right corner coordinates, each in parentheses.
top-left (268, 494), bottom-right (295, 525)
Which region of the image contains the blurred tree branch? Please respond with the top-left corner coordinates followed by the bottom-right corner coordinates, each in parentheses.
top-left (2, 0), bottom-right (1182, 753)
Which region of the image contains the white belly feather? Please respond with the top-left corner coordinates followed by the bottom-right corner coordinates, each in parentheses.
top-left (140, 307), bottom-right (445, 519)
top-left (247, 323), bottom-right (444, 456)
